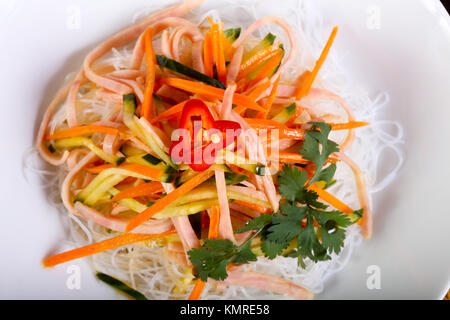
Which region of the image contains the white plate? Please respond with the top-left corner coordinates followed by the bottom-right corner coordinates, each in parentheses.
top-left (0, 0), bottom-right (449, 299)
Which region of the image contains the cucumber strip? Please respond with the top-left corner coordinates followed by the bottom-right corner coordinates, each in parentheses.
top-left (174, 164), bottom-right (231, 187)
top-left (108, 188), bottom-right (148, 213)
top-left (153, 199), bottom-right (219, 220)
top-left (122, 94), bottom-right (176, 169)
top-left (224, 27), bottom-right (242, 43)
top-left (243, 33), bottom-right (276, 62)
top-left (54, 137), bottom-right (124, 165)
top-left (156, 55), bottom-right (225, 89)
top-left (222, 150), bottom-right (266, 176)
top-left (271, 103), bottom-right (296, 124)
top-left (120, 144), bottom-right (146, 157)
top-left (224, 172), bottom-right (249, 185)
top-left (84, 175), bottom-right (126, 206)
top-left (125, 155), bottom-right (165, 169)
top-left (96, 272), bottom-right (147, 300)
top-left (77, 168), bottom-right (167, 203)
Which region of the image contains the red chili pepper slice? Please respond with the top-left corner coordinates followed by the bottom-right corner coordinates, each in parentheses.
top-left (170, 99), bottom-right (242, 172)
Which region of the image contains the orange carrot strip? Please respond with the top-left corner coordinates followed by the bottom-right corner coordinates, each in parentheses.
top-left (296, 27), bottom-right (338, 101)
top-left (112, 181), bottom-right (164, 201)
top-left (162, 78), bottom-right (265, 112)
top-left (330, 121), bottom-right (370, 131)
top-left (308, 184), bottom-right (353, 214)
top-left (247, 50), bottom-right (284, 88)
top-left (85, 164), bottom-right (115, 174)
top-left (125, 171), bottom-right (214, 232)
top-left (217, 23), bottom-right (227, 83)
top-left (119, 164), bottom-right (165, 181)
top-left (142, 28), bottom-right (156, 121)
top-left (188, 279), bottom-right (207, 300)
top-left (150, 101), bottom-right (187, 124)
top-left (43, 229), bottom-right (177, 268)
top-left (189, 204), bottom-right (221, 300)
top-left (203, 31), bottom-right (214, 78)
top-left (233, 200), bottom-right (272, 214)
top-left (245, 118), bottom-right (305, 140)
top-left (247, 80), bottom-right (272, 101)
top-left (45, 125), bottom-right (128, 141)
top-left (208, 206), bottom-right (220, 239)
top-left (258, 75), bottom-right (281, 119)
top-left (238, 45), bottom-right (281, 80)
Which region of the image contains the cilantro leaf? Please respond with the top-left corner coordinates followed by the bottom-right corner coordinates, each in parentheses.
top-left (236, 214), bottom-right (272, 234)
top-left (317, 163), bottom-right (337, 185)
top-left (278, 165), bottom-right (308, 202)
top-left (261, 239), bottom-right (289, 259)
top-left (231, 241), bottom-right (257, 264)
top-left (297, 215), bottom-right (329, 264)
top-left (320, 227), bottom-right (346, 255)
top-left (266, 204), bottom-right (307, 244)
top-left (300, 122), bottom-right (339, 185)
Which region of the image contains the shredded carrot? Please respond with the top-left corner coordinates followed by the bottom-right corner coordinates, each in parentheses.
top-left (142, 28), bottom-right (156, 121)
top-left (247, 50), bottom-right (284, 88)
top-left (203, 31), bottom-right (214, 78)
top-left (208, 206), bottom-right (220, 239)
top-left (233, 200), bottom-right (272, 214)
top-left (43, 229), bottom-right (177, 268)
top-left (238, 45), bottom-right (282, 80)
top-left (188, 204), bottom-right (221, 300)
top-left (162, 78), bottom-right (265, 112)
top-left (45, 125), bottom-right (129, 141)
top-left (245, 118), bottom-right (305, 140)
top-left (125, 171), bottom-right (214, 232)
top-left (150, 101), bottom-right (187, 124)
top-left (296, 27), bottom-right (338, 101)
top-left (208, 18), bottom-right (227, 84)
top-left (308, 183), bottom-right (353, 214)
top-left (112, 181), bottom-right (164, 201)
top-left (247, 80), bottom-right (272, 101)
top-left (188, 279), bottom-right (207, 300)
top-left (85, 164), bottom-right (115, 174)
top-left (330, 121), bottom-right (370, 131)
top-left (119, 164), bottom-right (165, 181)
top-left (258, 75), bottom-right (281, 119)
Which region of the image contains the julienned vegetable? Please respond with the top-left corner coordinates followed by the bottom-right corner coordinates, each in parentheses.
top-left (38, 0), bottom-right (374, 302)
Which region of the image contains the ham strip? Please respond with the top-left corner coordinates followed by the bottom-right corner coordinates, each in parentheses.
top-left (84, 0), bottom-right (205, 92)
top-left (337, 152), bottom-right (372, 239)
top-left (215, 170), bottom-right (235, 242)
top-left (220, 82), bottom-right (236, 120)
top-left (67, 80), bottom-right (81, 128)
top-left (227, 46), bottom-right (243, 84)
top-left (219, 271), bottom-right (314, 300)
top-left (161, 30), bottom-right (173, 58)
top-left (61, 152), bottom-right (97, 215)
top-left (232, 16), bottom-right (303, 82)
top-left (74, 202), bottom-right (173, 235)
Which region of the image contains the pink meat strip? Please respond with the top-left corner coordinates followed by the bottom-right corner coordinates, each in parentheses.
top-left (219, 271), bottom-right (314, 300)
top-left (108, 69), bottom-right (146, 79)
top-left (103, 133), bottom-right (121, 155)
top-left (157, 84), bottom-right (190, 103)
top-left (131, 17), bottom-right (203, 70)
top-left (227, 46), bottom-right (243, 84)
top-left (169, 25), bottom-right (205, 72)
top-left (162, 183), bottom-right (200, 264)
top-left (232, 16), bottom-right (302, 82)
top-left (84, 0), bottom-right (205, 93)
top-left (96, 89), bottom-right (123, 104)
top-left (66, 80), bottom-right (81, 128)
top-left (36, 71), bottom-right (85, 165)
top-left (75, 202), bottom-right (173, 234)
top-left (161, 30), bottom-right (173, 58)
top-left (220, 82), bottom-right (236, 120)
top-left (215, 170), bottom-right (236, 242)
top-left (61, 152), bottom-right (98, 215)
top-left (337, 152), bottom-right (372, 239)
top-left (108, 76), bottom-right (145, 103)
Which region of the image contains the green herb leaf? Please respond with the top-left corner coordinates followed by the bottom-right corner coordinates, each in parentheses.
top-left (236, 214), bottom-right (272, 234)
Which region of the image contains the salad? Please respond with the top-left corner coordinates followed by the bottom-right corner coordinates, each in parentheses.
top-left (38, 0), bottom-right (376, 300)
